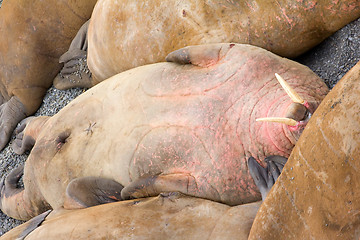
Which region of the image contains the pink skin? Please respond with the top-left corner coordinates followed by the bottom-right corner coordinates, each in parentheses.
top-left (0, 44), bottom-right (329, 220)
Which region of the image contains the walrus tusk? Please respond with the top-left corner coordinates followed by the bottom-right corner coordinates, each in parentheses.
top-left (275, 73), bottom-right (305, 104)
top-left (256, 117), bottom-right (298, 126)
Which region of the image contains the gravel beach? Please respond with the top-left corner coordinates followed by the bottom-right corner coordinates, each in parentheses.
top-left (0, 0), bottom-right (359, 234)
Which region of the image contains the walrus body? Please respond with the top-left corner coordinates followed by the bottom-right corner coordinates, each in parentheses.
top-left (0, 193), bottom-right (260, 240)
top-left (1, 43), bottom-right (329, 220)
top-left (84, 0), bottom-right (360, 84)
top-left (0, 0), bottom-right (97, 150)
top-left (249, 61), bottom-right (360, 239)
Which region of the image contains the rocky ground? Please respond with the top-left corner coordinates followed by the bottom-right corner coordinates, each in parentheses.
top-left (0, 0), bottom-right (359, 234)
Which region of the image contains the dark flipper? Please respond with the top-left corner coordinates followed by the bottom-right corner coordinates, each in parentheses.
top-left (0, 165), bottom-right (24, 202)
top-left (11, 116), bottom-right (49, 155)
top-left (0, 96), bottom-right (27, 151)
top-left (0, 165), bottom-right (31, 220)
top-left (248, 156), bottom-right (287, 201)
top-left (0, 164), bottom-right (50, 220)
top-left (64, 177), bottom-right (124, 209)
top-left (17, 210), bottom-right (51, 240)
top-left (11, 117), bottom-right (36, 155)
top-left (53, 20), bottom-right (93, 90)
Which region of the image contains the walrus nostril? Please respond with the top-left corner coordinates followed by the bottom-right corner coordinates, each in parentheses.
top-left (55, 131), bottom-right (71, 149)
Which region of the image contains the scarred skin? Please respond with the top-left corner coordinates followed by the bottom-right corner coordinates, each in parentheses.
top-left (0, 43), bottom-right (329, 220)
top-left (83, 0), bottom-right (360, 85)
top-left (249, 61), bottom-right (360, 239)
top-left (0, 0), bottom-right (97, 150)
top-left (0, 193), bottom-right (260, 240)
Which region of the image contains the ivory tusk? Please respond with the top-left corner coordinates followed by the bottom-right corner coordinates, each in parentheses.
top-left (275, 73), bottom-right (305, 104)
top-left (256, 117), bottom-right (298, 126)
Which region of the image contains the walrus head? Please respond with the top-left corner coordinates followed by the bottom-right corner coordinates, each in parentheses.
top-left (257, 73), bottom-right (315, 142)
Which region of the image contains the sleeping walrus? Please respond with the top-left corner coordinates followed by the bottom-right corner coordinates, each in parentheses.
top-left (0, 193), bottom-right (260, 240)
top-left (248, 61), bottom-right (360, 239)
top-left (54, 0), bottom-right (360, 89)
top-left (0, 0), bottom-right (97, 150)
top-left (0, 43), bottom-right (329, 220)
top-left (0, 151), bottom-right (287, 239)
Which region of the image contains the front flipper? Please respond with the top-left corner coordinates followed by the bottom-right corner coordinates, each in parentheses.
top-left (53, 20), bottom-right (93, 90)
top-left (0, 165), bottom-right (48, 220)
top-left (12, 116), bottom-right (50, 155)
top-left (121, 173), bottom-right (221, 203)
top-left (165, 43), bottom-right (236, 68)
top-left (0, 96), bottom-right (26, 151)
top-left (64, 177), bottom-right (124, 209)
top-left (17, 209), bottom-right (51, 240)
top-left (248, 156), bottom-right (287, 201)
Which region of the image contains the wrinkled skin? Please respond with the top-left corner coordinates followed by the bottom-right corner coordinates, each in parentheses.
top-left (0, 193), bottom-right (260, 240)
top-left (249, 61), bottom-right (360, 239)
top-left (0, 0), bottom-right (97, 150)
top-left (80, 0), bottom-right (360, 85)
top-left (0, 44), bottom-right (329, 220)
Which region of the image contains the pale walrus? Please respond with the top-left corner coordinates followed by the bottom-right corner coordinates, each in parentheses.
top-left (1, 43), bottom-right (328, 220)
top-left (0, 0), bottom-right (97, 150)
top-left (0, 193), bottom-right (260, 240)
top-left (0, 156), bottom-right (287, 239)
top-left (248, 61), bottom-right (360, 239)
top-left (54, 0), bottom-right (360, 89)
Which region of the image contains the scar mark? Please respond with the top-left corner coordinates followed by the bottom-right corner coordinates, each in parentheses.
top-left (84, 122), bottom-right (97, 135)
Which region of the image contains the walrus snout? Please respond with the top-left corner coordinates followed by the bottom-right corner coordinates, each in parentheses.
top-left (285, 103), bottom-right (309, 122)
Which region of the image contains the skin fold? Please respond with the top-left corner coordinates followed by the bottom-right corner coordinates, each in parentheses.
top-left (249, 61), bottom-right (360, 239)
top-left (0, 43), bottom-right (328, 220)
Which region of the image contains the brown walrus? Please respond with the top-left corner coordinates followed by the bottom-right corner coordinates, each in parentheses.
top-left (1, 43), bottom-right (328, 220)
top-left (0, 193), bottom-right (260, 240)
top-left (54, 0), bottom-right (360, 89)
top-left (0, 0), bottom-right (97, 150)
top-left (248, 61), bottom-right (360, 239)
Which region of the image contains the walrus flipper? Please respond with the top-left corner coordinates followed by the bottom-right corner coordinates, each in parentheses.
top-left (121, 173), bottom-right (221, 203)
top-left (0, 165), bottom-right (48, 220)
top-left (17, 209), bottom-right (51, 240)
top-left (165, 43), bottom-right (236, 68)
top-left (248, 156), bottom-right (287, 201)
top-left (64, 176), bottom-right (124, 209)
top-left (12, 116), bottom-right (50, 155)
top-left (0, 96), bottom-right (27, 150)
top-left (54, 20), bottom-right (93, 90)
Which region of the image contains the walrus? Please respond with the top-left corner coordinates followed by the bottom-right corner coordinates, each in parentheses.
top-left (0, 193), bottom-right (259, 240)
top-left (0, 0), bottom-right (97, 151)
top-left (0, 43), bottom-right (329, 220)
top-left (248, 61), bottom-right (360, 239)
top-left (0, 156), bottom-right (287, 239)
top-left (53, 0), bottom-right (360, 89)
